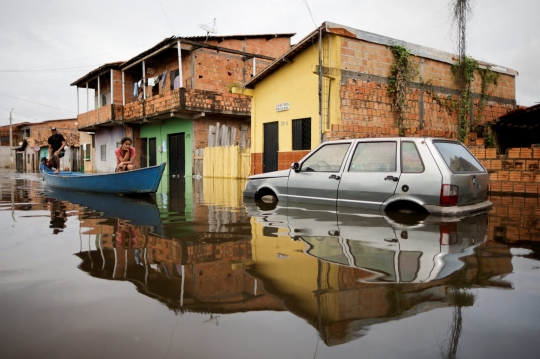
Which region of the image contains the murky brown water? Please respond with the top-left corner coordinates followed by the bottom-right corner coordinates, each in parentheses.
top-left (1, 169), bottom-right (540, 359)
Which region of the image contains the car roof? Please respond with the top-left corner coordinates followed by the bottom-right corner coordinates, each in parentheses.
top-left (322, 137), bottom-right (459, 144)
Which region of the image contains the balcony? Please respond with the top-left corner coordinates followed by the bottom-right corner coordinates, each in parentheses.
top-left (124, 88), bottom-right (251, 123)
top-left (76, 89), bottom-right (252, 130)
top-left (77, 104), bottom-right (124, 131)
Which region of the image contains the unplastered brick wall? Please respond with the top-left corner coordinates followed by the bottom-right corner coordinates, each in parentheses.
top-left (184, 89), bottom-right (251, 114)
top-left (337, 37), bottom-right (516, 140)
top-left (468, 145), bottom-right (540, 195)
top-left (242, 37), bottom-right (291, 58)
top-left (140, 90), bottom-right (181, 119)
top-left (112, 70), bottom-right (123, 105)
top-left (193, 37), bottom-right (291, 93)
top-left (193, 50), bottom-right (248, 93)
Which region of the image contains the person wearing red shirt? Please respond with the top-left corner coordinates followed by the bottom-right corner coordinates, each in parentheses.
top-left (115, 137), bottom-right (136, 172)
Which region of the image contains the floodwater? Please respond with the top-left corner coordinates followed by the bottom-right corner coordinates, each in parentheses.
top-left (1, 169), bottom-right (540, 359)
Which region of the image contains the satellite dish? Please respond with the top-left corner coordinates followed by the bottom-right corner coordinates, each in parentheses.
top-left (198, 18), bottom-right (217, 42)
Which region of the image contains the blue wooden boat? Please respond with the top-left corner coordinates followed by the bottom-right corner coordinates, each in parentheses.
top-left (41, 163), bottom-right (166, 194)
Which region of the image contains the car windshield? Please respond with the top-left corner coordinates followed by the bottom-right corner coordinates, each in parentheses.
top-left (302, 143), bottom-right (350, 172)
top-left (433, 141), bottom-right (484, 173)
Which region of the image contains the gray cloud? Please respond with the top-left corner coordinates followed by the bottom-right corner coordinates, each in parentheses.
top-left (0, 0), bottom-right (538, 124)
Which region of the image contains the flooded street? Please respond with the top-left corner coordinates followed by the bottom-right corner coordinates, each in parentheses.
top-left (1, 169), bottom-right (540, 359)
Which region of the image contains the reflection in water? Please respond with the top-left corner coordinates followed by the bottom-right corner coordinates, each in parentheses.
top-left (2, 172), bottom-right (535, 358)
top-left (48, 198), bottom-right (67, 234)
top-left (245, 201), bottom-right (512, 346)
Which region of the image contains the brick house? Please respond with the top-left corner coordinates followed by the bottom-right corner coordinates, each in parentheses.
top-left (239, 22), bottom-right (517, 174)
top-left (71, 33), bottom-right (294, 175)
top-left (13, 119), bottom-right (79, 172)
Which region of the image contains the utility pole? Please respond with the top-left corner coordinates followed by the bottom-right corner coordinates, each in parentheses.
top-left (9, 108), bottom-right (13, 170)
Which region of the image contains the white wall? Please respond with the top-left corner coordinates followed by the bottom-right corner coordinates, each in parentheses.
top-left (0, 146), bottom-right (15, 168)
top-left (94, 126), bottom-right (124, 173)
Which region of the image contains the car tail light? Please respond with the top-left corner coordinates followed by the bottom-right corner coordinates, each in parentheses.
top-left (440, 184), bottom-right (459, 206)
top-left (440, 222), bottom-right (458, 245)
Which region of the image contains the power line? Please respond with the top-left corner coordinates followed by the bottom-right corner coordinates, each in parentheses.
top-left (4, 43), bottom-right (154, 72)
top-left (156, 0), bottom-right (177, 34)
top-left (0, 64), bottom-right (104, 73)
top-left (302, 0), bottom-right (318, 28)
top-left (0, 92), bottom-right (76, 113)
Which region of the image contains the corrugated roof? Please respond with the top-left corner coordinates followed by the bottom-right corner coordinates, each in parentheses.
top-left (71, 62), bottom-right (125, 86)
top-left (494, 103), bottom-right (540, 128)
top-left (182, 33), bottom-right (295, 41)
top-left (72, 33), bottom-right (296, 85)
top-left (120, 36), bottom-right (176, 70)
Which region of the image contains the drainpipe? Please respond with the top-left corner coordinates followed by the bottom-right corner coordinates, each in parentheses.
top-left (252, 57), bottom-right (256, 77)
top-left (318, 27), bottom-right (323, 145)
top-left (122, 71), bottom-right (125, 106)
top-left (97, 76), bottom-right (101, 108)
top-left (142, 61), bottom-right (146, 99)
top-left (110, 70), bottom-right (114, 105)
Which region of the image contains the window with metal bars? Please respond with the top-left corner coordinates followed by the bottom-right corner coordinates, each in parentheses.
top-left (292, 118), bottom-right (311, 151)
top-left (100, 145), bottom-right (106, 161)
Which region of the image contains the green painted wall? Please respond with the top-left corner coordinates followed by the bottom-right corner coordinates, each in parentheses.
top-left (140, 117), bottom-right (193, 178)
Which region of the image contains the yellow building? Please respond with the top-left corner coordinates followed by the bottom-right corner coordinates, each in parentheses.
top-left (238, 22), bottom-right (517, 175)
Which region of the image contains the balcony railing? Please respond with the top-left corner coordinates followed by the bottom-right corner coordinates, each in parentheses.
top-left (77, 104), bottom-right (123, 130)
top-left (124, 88), bottom-right (251, 123)
top-left (77, 89), bottom-right (252, 128)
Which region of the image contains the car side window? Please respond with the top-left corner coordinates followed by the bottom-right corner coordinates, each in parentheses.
top-left (349, 142), bottom-right (397, 172)
top-left (302, 143), bottom-right (350, 172)
top-left (401, 141), bottom-right (424, 173)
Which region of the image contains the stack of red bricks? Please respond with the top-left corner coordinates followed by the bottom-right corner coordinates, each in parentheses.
top-left (469, 145), bottom-right (540, 195)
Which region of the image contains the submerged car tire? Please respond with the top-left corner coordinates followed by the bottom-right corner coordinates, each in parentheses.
top-left (255, 197), bottom-right (277, 211)
top-left (385, 201), bottom-right (428, 215)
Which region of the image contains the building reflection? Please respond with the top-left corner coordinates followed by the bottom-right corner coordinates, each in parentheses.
top-left (0, 175), bottom-right (521, 347)
top-left (69, 181), bottom-right (514, 347)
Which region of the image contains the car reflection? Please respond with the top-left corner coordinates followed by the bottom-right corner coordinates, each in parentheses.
top-left (245, 200), bottom-right (488, 283)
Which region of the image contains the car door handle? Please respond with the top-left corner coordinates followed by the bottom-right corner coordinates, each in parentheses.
top-left (384, 176), bottom-right (399, 181)
top-left (329, 174), bottom-right (341, 180)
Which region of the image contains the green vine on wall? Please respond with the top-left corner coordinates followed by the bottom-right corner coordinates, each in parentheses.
top-left (451, 56), bottom-right (478, 142)
top-left (476, 66), bottom-right (500, 123)
top-left (388, 44), bottom-right (418, 136)
top-left (421, 78), bottom-right (458, 115)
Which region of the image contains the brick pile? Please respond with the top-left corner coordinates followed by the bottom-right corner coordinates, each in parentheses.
top-left (469, 145), bottom-right (540, 195)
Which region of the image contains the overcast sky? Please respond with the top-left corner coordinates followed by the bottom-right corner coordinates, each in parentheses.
top-left (0, 0), bottom-right (538, 126)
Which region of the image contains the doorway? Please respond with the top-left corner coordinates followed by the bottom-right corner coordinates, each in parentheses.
top-left (263, 122), bottom-right (278, 173)
top-left (169, 133), bottom-right (185, 178)
top-left (149, 138), bottom-right (157, 167)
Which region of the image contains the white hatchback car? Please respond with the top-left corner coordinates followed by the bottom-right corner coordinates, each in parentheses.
top-left (243, 137), bottom-right (492, 216)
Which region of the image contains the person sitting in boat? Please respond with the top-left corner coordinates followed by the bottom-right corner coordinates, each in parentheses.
top-left (115, 136), bottom-right (136, 172)
top-left (48, 127), bottom-right (67, 175)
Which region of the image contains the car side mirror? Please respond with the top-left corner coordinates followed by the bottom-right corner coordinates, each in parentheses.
top-left (290, 162), bottom-right (300, 172)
